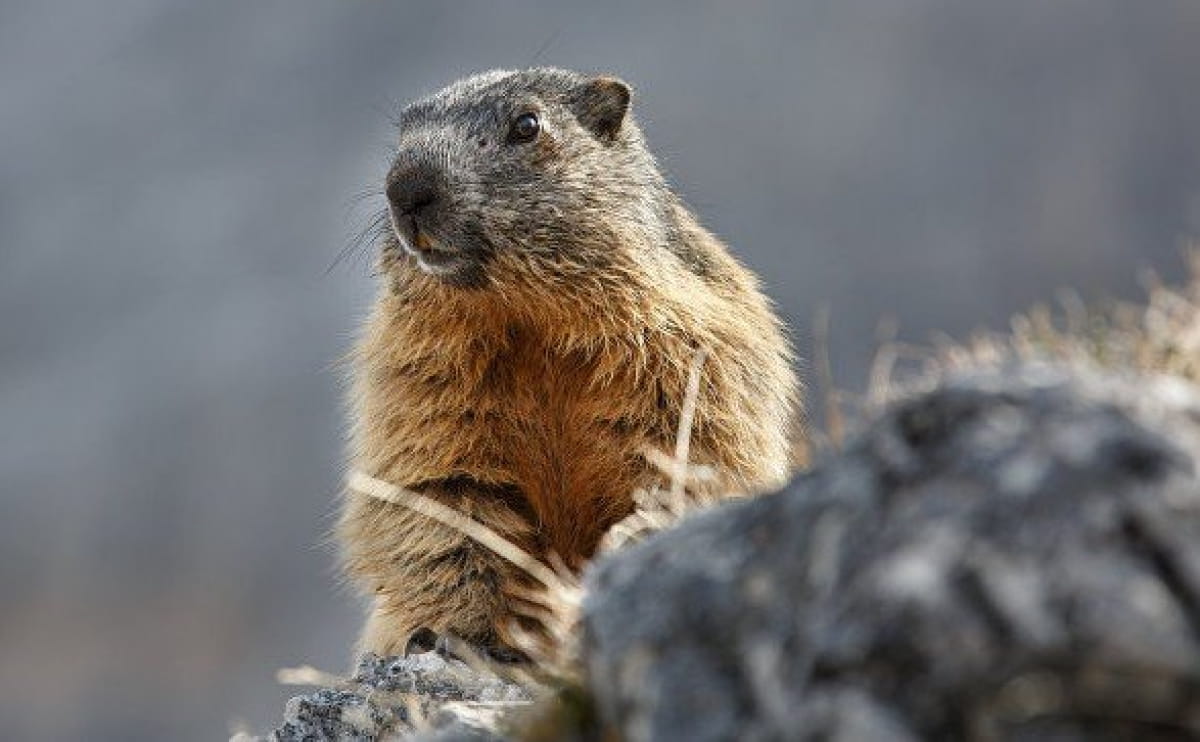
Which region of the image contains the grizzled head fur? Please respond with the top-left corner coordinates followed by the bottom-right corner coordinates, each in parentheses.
top-left (382, 68), bottom-right (670, 290)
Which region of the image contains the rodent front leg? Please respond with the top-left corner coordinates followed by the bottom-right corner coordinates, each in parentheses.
top-left (342, 477), bottom-right (543, 663)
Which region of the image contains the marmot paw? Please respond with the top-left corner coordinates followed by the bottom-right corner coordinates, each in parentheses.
top-left (403, 627), bottom-right (530, 665)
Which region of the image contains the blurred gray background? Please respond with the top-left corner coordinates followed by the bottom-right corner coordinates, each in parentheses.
top-left (2, 1), bottom-right (1198, 739)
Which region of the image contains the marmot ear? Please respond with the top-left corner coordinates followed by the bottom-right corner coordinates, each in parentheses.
top-left (572, 76), bottom-right (632, 142)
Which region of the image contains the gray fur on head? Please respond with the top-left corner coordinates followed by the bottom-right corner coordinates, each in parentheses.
top-left (382, 68), bottom-right (673, 289)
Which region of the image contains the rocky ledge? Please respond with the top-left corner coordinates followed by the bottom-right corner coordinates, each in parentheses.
top-left (268, 652), bottom-right (528, 741)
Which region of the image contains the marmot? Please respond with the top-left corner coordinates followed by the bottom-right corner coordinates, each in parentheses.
top-left (339, 68), bottom-right (799, 660)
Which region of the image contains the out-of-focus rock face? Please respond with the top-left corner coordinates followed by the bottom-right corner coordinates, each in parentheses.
top-left (582, 364), bottom-right (1200, 741)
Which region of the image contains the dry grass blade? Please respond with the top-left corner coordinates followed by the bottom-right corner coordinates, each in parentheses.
top-left (813, 305), bottom-right (844, 450)
top-left (276, 665), bottom-right (346, 687)
top-left (601, 348), bottom-right (732, 552)
top-left (347, 470), bottom-right (576, 598)
top-left (347, 470), bottom-right (583, 671)
top-left (670, 348), bottom-right (708, 502)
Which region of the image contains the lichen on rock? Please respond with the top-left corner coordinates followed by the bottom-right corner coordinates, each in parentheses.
top-left (268, 652), bottom-right (529, 741)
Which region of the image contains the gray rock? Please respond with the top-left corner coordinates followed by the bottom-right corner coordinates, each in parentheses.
top-left (581, 364), bottom-right (1200, 741)
top-left (269, 652), bottom-right (528, 741)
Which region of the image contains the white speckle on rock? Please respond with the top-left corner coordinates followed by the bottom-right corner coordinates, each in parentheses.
top-left (1128, 576), bottom-right (1174, 619)
top-left (875, 529), bottom-right (960, 604)
top-left (998, 452), bottom-right (1050, 496)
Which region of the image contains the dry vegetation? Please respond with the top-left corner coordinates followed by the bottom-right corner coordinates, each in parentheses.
top-left (803, 250), bottom-right (1200, 459)
top-left (936, 252), bottom-right (1200, 382)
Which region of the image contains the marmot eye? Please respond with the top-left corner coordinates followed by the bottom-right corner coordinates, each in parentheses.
top-left (508, 112), bottom-right (540, 143)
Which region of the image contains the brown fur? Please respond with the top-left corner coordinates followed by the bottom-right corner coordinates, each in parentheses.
top-left (337, 69), bottom-right (799, 658)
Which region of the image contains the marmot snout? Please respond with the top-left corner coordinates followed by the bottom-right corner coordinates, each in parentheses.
top-left (339, 67), bottom-right (800, 660)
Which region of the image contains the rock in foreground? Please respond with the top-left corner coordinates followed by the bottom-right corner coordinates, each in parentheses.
top-left (583, 364), bottom-right (1200, 740)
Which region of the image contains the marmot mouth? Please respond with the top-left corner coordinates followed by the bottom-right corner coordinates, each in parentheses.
top-left (402, 228), bottom-right (469, 276)
top-left (390, 211), bottom-right (456, 261)
top-left (389, 214), bottom-right (485, 286)
top-left (411, 229), bottom-right (440, 254)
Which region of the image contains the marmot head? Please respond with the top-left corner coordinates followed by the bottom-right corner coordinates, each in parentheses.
top-left (382, 68), bottom-right (669, 290)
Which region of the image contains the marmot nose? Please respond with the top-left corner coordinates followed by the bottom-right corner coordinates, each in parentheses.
top-left (386, 162), bottom-right (442, 219)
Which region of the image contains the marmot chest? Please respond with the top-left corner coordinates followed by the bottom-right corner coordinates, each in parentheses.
top-left (369, 327), bottom-right (660, 560)
top-left (474, 336), bottom-right (652, 534)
